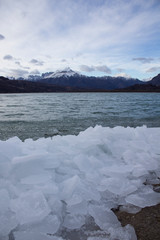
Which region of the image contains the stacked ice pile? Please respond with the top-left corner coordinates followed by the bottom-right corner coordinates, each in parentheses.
top-left (0, 126), bottom-right (160, 240)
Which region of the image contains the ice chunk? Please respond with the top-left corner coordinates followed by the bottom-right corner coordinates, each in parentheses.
top-left (48, 197), bottom-right (63, 217)
top-left (10, 190), bottom-right (51, 224)
top-left (0, 137), bottom-right (22, 159)
top-left (109, 224), bottom-right (137, 240)
top-left (119, 204), bottom-right (141, 214)
top-left (63, 213), bottom-right (85, 229)
top-left (61, 175), bottom-right (100, 203)
top-left (33, 215), bottom-right (60, 234)
top-left (126, 187), bottom-right (160, 208)
top-left (67, 200), bottom-right (88, 215)
top-left (60, 175), bottom-right (81, 200)
top-left (89, 205), bottom-right (120, 230)
top-left (19, 215), bottom-right (60, 235)
top-left (132, 166), bottom-right (148, 177)
top-left (0, 236), bottom-right (9, 240)
top-left (0, 211), bottom-right (18, 237)
top-left (35, 181), bottom-right (59, 196)
top-left (11, 154), bottom-right (46, 179)
top-left (0, 153), bottom-right (11, 178)
top-left (67, 193), bottom-right (83, 206)
top-left (98, 177), bottom-right (137, 196)
top-left (0, 189), bottom-right (10, 213)
top-left (21, 172), bottom-right (52, 185)
top-left (13, 231), bottom-right (63, 240)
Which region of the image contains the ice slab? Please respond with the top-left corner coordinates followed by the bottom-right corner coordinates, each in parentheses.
top-left (14, 231), bottom-right (63, 240)
top-left (89, 205), bottom-right (120, 230)
top-left (63, 213), bottom-right (85, 229)
top-left (0, 212), bottom-right (18, 237)
top-left (21, 172), bottom-right (52, 184)
top-left (126, 187), bottom-right (160, 208)
top-left (0, 189), bottom-right (10, 213)
top-left (10, 190), bottom-right (51, 224)
top-left (109, 224), bottom-right (137, 240)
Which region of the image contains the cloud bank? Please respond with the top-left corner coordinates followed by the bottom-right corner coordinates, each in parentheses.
top-left (132, 58), bottom-right (154, 64)
top-left (146, 67), bottom-right (160, 73)
top-left (3, 55), bottom-right (14, 61)
top-left (0, 34), bottom-right (5, 40)
top-left (30, 59), bottom-right (44, 66)
top-left (0, 0), bottom-right (160, 79)
top-left (80, 65), bottom-right (111, 74)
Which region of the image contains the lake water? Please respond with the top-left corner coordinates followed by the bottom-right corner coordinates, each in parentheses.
top-left (0, 92), bottom-right (160, 140)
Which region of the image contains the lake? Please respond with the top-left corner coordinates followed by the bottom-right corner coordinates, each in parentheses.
top-left (0, 92), bottom-right (160, 140)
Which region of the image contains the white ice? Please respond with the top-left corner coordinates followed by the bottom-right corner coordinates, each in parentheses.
top-left (0, 126), bottom-right (160, 239)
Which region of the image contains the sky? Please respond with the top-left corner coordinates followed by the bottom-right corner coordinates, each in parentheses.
top-left (0, 0), bottom-right (160, 80)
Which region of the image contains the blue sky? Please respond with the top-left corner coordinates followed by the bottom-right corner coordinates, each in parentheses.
top-left (0, 0), bottom-right (160, 80)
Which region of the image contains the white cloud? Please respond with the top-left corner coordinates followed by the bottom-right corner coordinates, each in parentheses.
top-left (80, 65), bottom-right (111, 74)
top-left (96, 65), bottom-right (111, 74)
top-left (30, 59), bottom-right (44, 66)
top-left (0, 0), bottom-right (160, 78)
top-left (0, 34), bottom-right (5, 40)
top-left (80, 65), bottom-right (95, 72)
top-left (146, 67), bottom-right (160, 72)
top-left (132, 58), bottom-right (154, 64)
top-left (30, 69), bottom-right (40, 75)
top-left (3, 55), bottom-right (14, 60)
top-left (115, 72), bottom-right (132, 79)
top-left (10, 69), bottom-right (29, 78)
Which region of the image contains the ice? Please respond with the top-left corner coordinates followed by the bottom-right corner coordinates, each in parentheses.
top-left (60, 175), bottom-right (81, 201)
top-left (67, 199), bottom-right (88, 215)
top-left (0, 212), bottom-right (18, 237)
top-left (14, 231), bottom-right (63, 240)
top-left (48, 197), bottom-right (63, 216)
top-left (19, 215), bottom-right (60, 235)
top-left (119, 204), bottom-right (142, 214)
top-left (98, 177), bottom-right (137, 196)
top-left (63, 213), bottom-right (85, 229)
top-left (126, 186), bottom-right (160, 208)
top-left (21, 172), bottom-right (52, 184)
top-left (10, 190), bottom-right (51, 224)
top-left (31, 215), bottom-right (60, 234)
top-left (11, 154), bottom-right (46, 180)
top-left (0, 153), bottom-right (11, 178)
top-left (0, 126), bottom-right (160, 239)
top-left (0, 189), bottom-right (10, 213)
top-left (89, 205), bottom-right (120, 230)
top-left (109, 224), bottom-right (137, 240)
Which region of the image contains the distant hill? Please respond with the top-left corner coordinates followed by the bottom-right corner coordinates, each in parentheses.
top-left (148, 73), bottom-right (160, 86)
top-left (1, 71), bottom-right (160, 93)
top-left (32, 68), bottom-right (143, 90)
top-left (0, 76), bottom-right (84, 93)
top-left (113, 84), bottom-right (160, 92)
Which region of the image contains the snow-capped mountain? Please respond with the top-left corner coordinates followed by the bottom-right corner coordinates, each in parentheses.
top-left (42, 67), bottom-right (80, 79)
top-left (24, 67), bottom-right (145, 90)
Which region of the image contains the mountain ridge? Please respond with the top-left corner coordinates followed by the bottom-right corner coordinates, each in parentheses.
top-left (28, 68), bottom-right (142, 90)
top-left (1, 70), bottom-right (160, 93)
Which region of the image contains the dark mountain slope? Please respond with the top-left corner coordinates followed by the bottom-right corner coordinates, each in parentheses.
top-left (148, 73), bottom-right (160, 86)
top-left (0, 76), bottom-right (83, 93)
top-left (38, 75), bottom-right (142, 90)
top-left (113, 84), bottom-right (160, 92)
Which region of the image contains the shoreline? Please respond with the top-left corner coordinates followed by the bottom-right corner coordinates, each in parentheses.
top-left (114, 203), bottom-right (160, 240)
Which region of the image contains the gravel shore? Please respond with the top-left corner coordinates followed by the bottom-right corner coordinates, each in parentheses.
top-left (114, 203), bottom-right (160, 240)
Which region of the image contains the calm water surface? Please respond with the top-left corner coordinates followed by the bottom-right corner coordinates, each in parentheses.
top-left (0, 92), bottom-right (159, 140)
